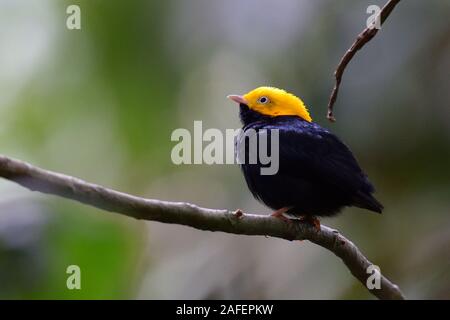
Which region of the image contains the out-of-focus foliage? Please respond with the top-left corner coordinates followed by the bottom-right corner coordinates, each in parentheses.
top-left (0, 0), bottom-right (449, 299)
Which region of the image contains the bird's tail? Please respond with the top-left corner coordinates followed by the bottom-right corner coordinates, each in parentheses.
top-left (353, 191), bottom-right (384, 214)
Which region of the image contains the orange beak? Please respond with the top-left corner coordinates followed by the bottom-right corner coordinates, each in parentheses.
top-left (227, 94), bottom-right (248, 105)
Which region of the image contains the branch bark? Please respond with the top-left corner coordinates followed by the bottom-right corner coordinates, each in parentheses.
top-left (327, 0), bottom-right (402, 122)
top-left (0, 155), bottom-right (405, 300)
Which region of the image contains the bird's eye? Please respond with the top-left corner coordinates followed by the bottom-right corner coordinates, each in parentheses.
top-left (258, 96), bottom-right (269, 104)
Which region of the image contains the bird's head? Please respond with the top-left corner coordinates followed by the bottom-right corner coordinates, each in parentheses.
top-left (227, 86), bottom-right (312, 122)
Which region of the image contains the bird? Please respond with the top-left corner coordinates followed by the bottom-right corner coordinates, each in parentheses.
top-left (227, 86), bottom-right (383, 229)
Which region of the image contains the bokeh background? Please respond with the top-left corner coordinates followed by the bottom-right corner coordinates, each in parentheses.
top-left (0, 0), bottom-right (449, 299)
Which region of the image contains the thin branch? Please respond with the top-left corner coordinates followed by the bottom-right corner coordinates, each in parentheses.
top-left (0, 155), bottom-right (405, 300)
top-left (327, 0), bottom-right (402, 122)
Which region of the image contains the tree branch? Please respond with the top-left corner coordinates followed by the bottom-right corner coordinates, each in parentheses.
top-left (327, 0), bottom-right (402, 122)
top-left (0, 155), bottom-right (405, 299)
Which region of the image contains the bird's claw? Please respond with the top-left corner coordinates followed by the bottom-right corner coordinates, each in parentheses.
top-left (271, 207), bottom-right (292, 223)
top-left (299, 216), bottom-right (321, 232)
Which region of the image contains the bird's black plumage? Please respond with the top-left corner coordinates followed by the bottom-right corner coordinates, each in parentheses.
top-left (237, 104), bottom-right (383, 217)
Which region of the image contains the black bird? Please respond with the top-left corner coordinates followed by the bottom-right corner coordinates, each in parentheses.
top-left (227, 87), bottom-right (383, 228)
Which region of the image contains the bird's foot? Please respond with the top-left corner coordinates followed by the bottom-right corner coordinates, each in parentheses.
top-left (271, 207), bottom-right (292, 223)
top-left (299, 216), bottom-right (321, 232)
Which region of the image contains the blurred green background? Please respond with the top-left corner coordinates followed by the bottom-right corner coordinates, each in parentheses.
top-left (0, 0), bottom-right (449, 299)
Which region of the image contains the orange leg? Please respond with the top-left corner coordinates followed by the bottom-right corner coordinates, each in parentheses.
top-left (299, 215), bottom-right (321, 232)
top-left (271, 207), bottom-right (292, 223)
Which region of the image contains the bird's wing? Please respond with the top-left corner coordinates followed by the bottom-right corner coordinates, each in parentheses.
top-left (262, 121), bottom-right (375, 195)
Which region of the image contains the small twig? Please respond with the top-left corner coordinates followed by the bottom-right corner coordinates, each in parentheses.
top-left (327, 0), bottom-right (402, 122)
top-left (0, 155), bottom-right (405, 299)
